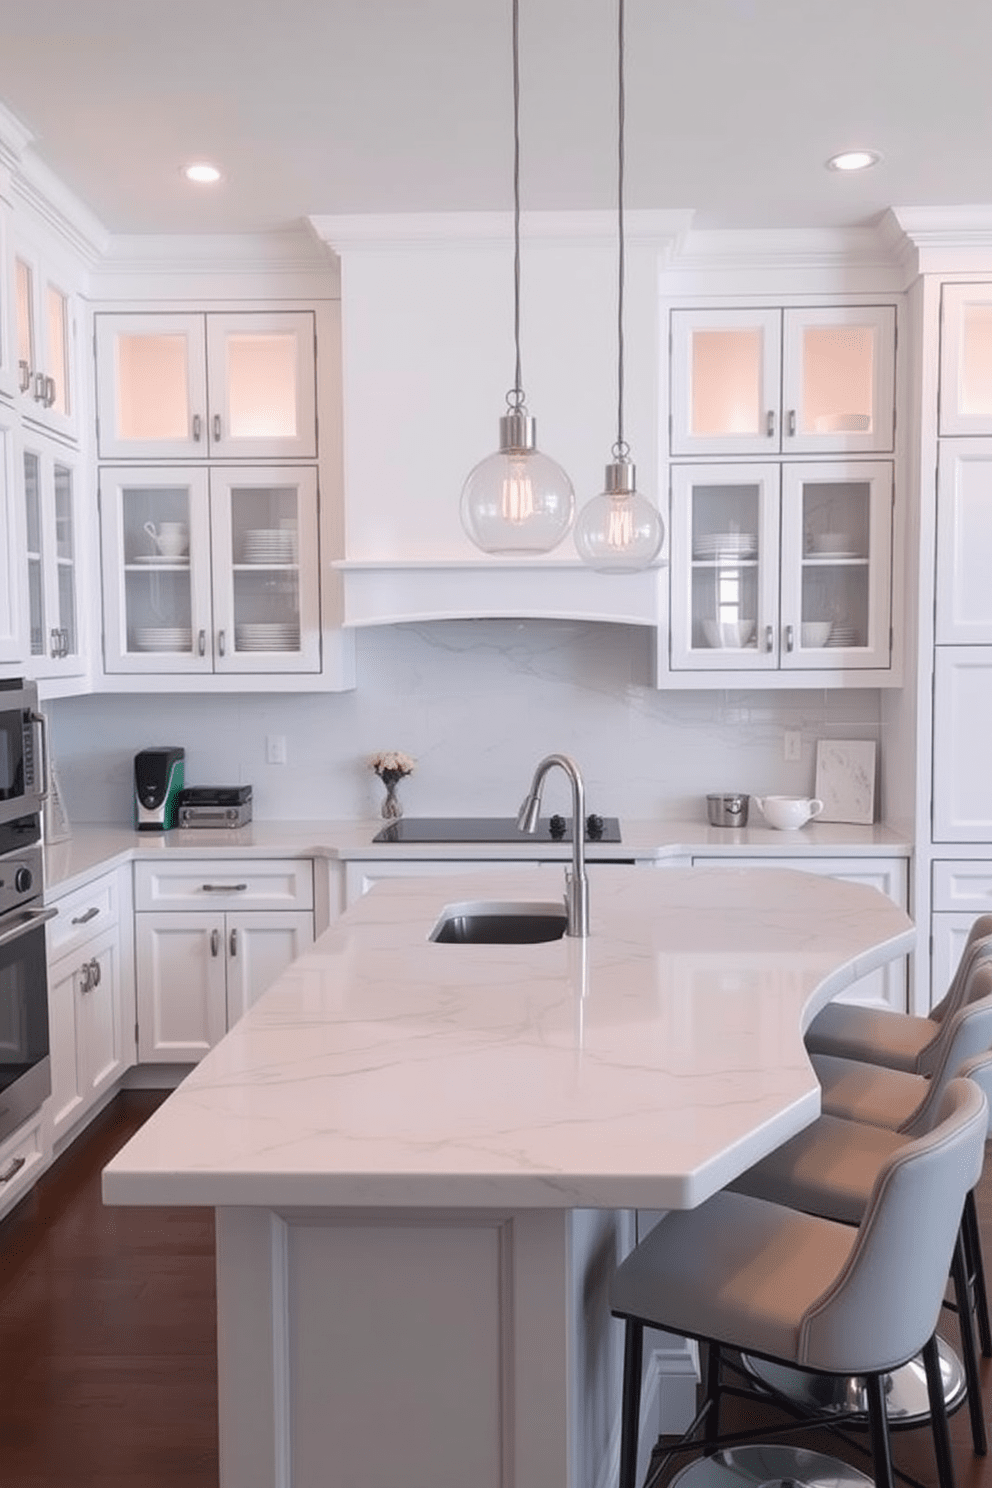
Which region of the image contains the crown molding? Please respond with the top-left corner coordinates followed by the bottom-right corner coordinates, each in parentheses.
top-left (663, 223), bottom-right (909, 295)
top-left (312, 209), bottom-right (694, 259)
top-left (885, 206), bottom-right (992, 276)
top-left (89, 228), bottom-right (340, 301)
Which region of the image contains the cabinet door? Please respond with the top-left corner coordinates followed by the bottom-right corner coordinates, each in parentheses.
top-left (135, 912), bottom-right (227, 1062)
top-left (939, 284), bottom-right (992, 436)
top-left (669, 463), bottom-right (780, 671)
top-left (205, 312), bottom-right (317, 461)
top-left (76, 931), bottom-right (126, 1102)
top-left (670, 308), bottom-right (781, 456)
top-left (13, 248), bottom-right (76, 442)
top-left (20, 434), bottom-right (84, 677)
top-left (0, 207), bottom-right (15, 402)
top-left (47, 952), bottom-right (84, 1143)
top-left (0, 409), bottom-right (27, 662)
top-left (208, 465), bottom-right (321, 672)
top-left (224, 911), bottom-right (314, 1025)
top-left (99, 465), bottom-right (213, 673)
top-left (779, 462), bottom-right (892, 671)
top-left (95, 313), bottom-right (209, 460)
top-left (932, 648), bottom-right (992, 841)
top-left (935, 442), bottom-right (992, 642)
top-left (780, 306), bottom-right (895, 455)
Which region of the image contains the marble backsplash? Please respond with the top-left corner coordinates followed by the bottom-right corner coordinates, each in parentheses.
top-left (47, 620), bottom-right (884, 826)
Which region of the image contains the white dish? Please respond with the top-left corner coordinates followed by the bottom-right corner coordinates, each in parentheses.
top-left (801, 621), bottom-right (833, 647)
top-left (133, 555), bottom-right (188, 565)
top-left (702, 619), bottom-right (756, 650)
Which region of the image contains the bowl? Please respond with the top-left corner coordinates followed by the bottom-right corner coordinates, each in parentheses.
top-left (702, 619), bottom-right (756, 650)
top-left (811, 533), bottom-right (851, 555)
top-left (801, 621), bottom-right (833, 648)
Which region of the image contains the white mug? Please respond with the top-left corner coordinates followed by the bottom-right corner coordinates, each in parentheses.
top-left (144, 520), bottom-right (189, 558)
top-left (754, 795), bottom-right (824, 830)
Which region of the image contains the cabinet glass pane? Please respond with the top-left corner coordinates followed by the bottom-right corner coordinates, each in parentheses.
top-left (959, 303), bottom-right (992, 418)
top-left (15, 260), bottom-right (33, 372)
top-left (229, 482), bottom-right (301, 653)
top-left (53, 463), bottom-right (76, 654)
top-left (690, 480), bottom-right (760, 652)
top-left (121, 483), bottom-right (193, 655)
top-left (23, 452), bottom-right (44, 655)
top-left (800, 326), bottom-right (874, 436)
top-left (116, 334), bottom-right (190, 440)
top-left (690, 329), bottom-right (763, 438)
top-left (800, 478), bottom-right (871, 647)
top-left (46, 287), bottom-right (69, 417)
top-left (226, 334), bottom-right (298, 439)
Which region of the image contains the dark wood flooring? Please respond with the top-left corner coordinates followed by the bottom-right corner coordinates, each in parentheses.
top-left (2, 1097), bottom-right (992, 1488)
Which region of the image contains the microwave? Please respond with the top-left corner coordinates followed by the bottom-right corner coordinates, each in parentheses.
top-left (0, 679), bottom-right (47, 829)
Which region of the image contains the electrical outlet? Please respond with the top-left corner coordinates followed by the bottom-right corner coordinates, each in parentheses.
top-left (783, 730), bottom-right (802, 763)
top-left (266, 734), bottom-right (287, 765)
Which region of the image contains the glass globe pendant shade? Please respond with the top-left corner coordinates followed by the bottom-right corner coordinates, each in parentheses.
top-left (574, 458), bottom-right (664, 573)
top-left (460, 410), bottom-right (575, 554)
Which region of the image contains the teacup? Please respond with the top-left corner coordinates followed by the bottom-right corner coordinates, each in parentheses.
top-left (144, 520), bottom-right (189, 558)
top-left (754, 795), bottom-right (824, 830)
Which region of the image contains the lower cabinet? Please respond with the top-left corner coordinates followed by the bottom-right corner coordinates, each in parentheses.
top-left (133, 858), bottom-right (314, 1062)
top-left (47, 866), bottom-right (133, 1150)
top-left (931, 860), bottom-right (992, 1006)
top-left (0, 1110), bottom-right (46, 1223)
top-left (691, 855), bottom-right (909, 1011)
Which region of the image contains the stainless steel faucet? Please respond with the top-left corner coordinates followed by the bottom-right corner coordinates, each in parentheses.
top-left (516, 753), bottom-right (589, 937)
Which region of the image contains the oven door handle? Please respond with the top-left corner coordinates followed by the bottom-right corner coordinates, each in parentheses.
top-left (0, 905), bottom-right (58, 948)
top-left (28, 710), bottom-right (51, 802)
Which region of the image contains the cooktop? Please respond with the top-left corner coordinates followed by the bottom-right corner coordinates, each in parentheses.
top-left (372, 814), bottom-right (622, 845)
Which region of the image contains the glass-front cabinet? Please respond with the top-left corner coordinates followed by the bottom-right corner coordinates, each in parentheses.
top-left (670, 462), bottom-right (893, 674)
top-left (670, 306), bottom-right (896, 458)
top-left (99, 465), bottom-right (320, 675)
top-left (939, 284), bottom-right (992, 435)
top-left (20, 431), bottom-right (82, 676)
top-left (13, 247), bottom-right (76, 441)
top-left (94, 311), bottom-right (317, 462)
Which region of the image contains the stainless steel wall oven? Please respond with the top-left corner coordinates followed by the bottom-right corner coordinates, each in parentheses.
top-left (0, 812), bottom-right (55, 1147)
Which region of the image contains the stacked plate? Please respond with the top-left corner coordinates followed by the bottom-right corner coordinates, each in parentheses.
top-left (826, 624), bottom-right (858, 647)
top-left (135, 627), bottom-right (192, 652)
top-left (242, 528), bottom-right (297, 565)
top-left (694, 532), bottom-right (757, 561)
top-left (235, 622), bottom-right (300, 652)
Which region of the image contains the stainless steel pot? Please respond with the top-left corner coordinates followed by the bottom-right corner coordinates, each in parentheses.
top-left (706, 793), bottom-right (749, 828)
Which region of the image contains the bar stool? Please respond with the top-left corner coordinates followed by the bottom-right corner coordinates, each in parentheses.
top-left (805, 914), bottom-right (992, 1072)
top-left (609, 1078), bottom-right (988, 1488)
top-left (728, 1048), bottom-right (992, 1457)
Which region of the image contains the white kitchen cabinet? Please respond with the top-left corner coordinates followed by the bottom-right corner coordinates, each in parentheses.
top-left (938, 283), bottom-right (992, 436)
top-left (0, 1108), bottom-right (46, 1224)
top-left (691, 855), bottom-right (908, 1010)
top-left (13, 240), bottom-right (78, 442)
top-left (46, 867), bottom-right (133, 1149)
top-left (0, 202), bottom-right (16, 404)
top-left (94, 310), bottom-right (317, 462)
top-left (133, 858), bottom-right (314, 1062)
top-left (935, 442), bottom-right (992, 642)
top-left (0, 405), bottom-right (27, 662)
top-left (19, 428), bottom-right (85, 678)
top-left (343, 857), bottom-right (543, 909)
top-left (668, 461), bottom-right (894, 676)
top-left (931, 861), bottom-right (992, 1010)
top-left (669, 305), bottom-right (896, 458)
top-left (932, 648), bottom-right (992, 841)
top-left (99, 464), bottom-right (321, 674)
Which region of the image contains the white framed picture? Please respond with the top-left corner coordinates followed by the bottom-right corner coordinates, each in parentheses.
top-left (814, 739), bottom-right (877, 825)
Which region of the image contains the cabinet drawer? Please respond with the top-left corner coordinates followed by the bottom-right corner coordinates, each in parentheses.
top-left (47, 870), bottom-right (120, 959)
top-left (932, 861), bottom-right (992, 912)
top-left (0, 1115), bottom-right (45, 1220)
top-left (134, 858), bottom-right (314, 912)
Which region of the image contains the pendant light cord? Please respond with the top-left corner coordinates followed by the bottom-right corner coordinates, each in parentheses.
top-left (614, 0), bottom-right (628, 461)
top-left (510, 0), bottom-right (525, 411)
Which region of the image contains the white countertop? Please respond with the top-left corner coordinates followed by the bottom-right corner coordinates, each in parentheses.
top-left (103, 864), bottom-right (914, 1213)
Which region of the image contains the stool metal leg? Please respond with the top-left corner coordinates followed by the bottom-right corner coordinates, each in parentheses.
top-left (924, 1333), bottom-right (957, 1488)
top-left (963, 1189), bottom-right (992, 1359)
top-left (864, 1371), bottom-right (895, 1488)
top-left (619, 1320), bottom-right (643, 1488)
top-left (703, 1343), bottom-right (722, 1452)
top-left (950, 1231), bottom-right (988, 1455)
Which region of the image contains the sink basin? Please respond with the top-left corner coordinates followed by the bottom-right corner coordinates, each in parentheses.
top-left (430, 900), bottom-right (568, 944)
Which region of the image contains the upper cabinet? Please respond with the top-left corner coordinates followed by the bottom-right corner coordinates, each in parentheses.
top-left (669, 305), bottom-right (897, 458)
top-left (19, 428), bottom-right (85, 678)
top-left (13, 241), bottom-right (79, 443)
top-left (938, 284), bottom-right (992, 436)
top-left (94, 311), bottom-right (317, 462)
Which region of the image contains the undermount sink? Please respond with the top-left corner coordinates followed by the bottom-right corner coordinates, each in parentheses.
top-left (430, 900), bottom-right (568, 945)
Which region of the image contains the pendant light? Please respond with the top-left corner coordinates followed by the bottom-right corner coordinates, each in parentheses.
top-left (460, 0), bottom-right (575, 555)
top-left (574, 0), bottom-right (664, 573)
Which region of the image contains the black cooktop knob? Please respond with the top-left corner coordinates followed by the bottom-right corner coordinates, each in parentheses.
top-left (14, 866), bottom-right (33, 894)
top-left (586, 813), bottom-right (605, 840)
top-left (549, 814), bottom-right (567, 840)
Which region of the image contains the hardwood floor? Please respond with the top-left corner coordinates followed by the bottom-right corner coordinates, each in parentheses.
top-left (2, 1097), bottom-right (992, 1488)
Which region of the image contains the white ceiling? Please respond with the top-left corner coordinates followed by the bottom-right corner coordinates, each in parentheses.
top-left (1, 0), bottom-right (990, 238)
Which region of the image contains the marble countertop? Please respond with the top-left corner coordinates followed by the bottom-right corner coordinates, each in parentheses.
top-left (45, 817), bottom-right (912, 898)
top-left (102, 864), bottom-right (914, 1213)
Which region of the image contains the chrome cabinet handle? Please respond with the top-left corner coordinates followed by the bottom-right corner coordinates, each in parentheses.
top-left (210, 928), bottom-right (220, 957)
top-left (201, 883), bottom-right (248, 893)
top-left (60, 628), bottom-right (69, 657)
top-left (0, 1156), bottom-right (26, 1183)
top-left (49, 628), bottom-right (60, 658)
top-left (766, 410), bottom-right (775, 438)
top-left (229, 928), bottom-right (238, 957)
top-left (198, 629), bottom-right (206, 657)
top-left (764, 624), bottom-right (774, 652)
top-left (45, 376), bottom-right (56, 407)
top-left (79, 961), bottom-right (92, 993)
top-left (33, 372), bottom-right (46, 403)
top-left (785, 624), bottom-right (795, 652)
top-left (212, 414), bottom-right (221, 442)
top-left (218, 629), bottom-right (225, 657)
top-left (71, 906), bottom-right (99, 925)
top-left (90, 957), bottom-right (101, 988)
top-left (787, 409), bottom-right (797, 437)
top-left (18, 360), bottom-right (31, 393)
top-left (192, 413), bottom-right (202, 442)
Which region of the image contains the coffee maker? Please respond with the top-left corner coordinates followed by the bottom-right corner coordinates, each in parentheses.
top-left (134, 747), bottom-right (185, 831)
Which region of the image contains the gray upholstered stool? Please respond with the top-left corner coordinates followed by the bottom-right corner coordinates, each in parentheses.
top-left (610, 1078), bottom-right (988, 1488)
top-left (728, 1049), bottom-right (992, 1456)
top-left (805, 916), bottom-right (992, 1072)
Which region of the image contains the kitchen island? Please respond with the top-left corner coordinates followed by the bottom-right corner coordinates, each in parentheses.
top-left (103, 864), bottom-right (914, 1488)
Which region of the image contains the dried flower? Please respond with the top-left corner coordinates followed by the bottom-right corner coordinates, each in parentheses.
top-left (369, 750), bottom-right (416, 782)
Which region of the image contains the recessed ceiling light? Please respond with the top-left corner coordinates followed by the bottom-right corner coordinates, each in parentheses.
top-left (182, 162), bottom-right (222, 185)
top-left (826, 149), bottom-right (882, 173)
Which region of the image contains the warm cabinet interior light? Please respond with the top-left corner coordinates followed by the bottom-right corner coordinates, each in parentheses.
top-left (183, 162), bottom-right (222, 184)
top-left (826, 150), bottom-right (881, 172)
